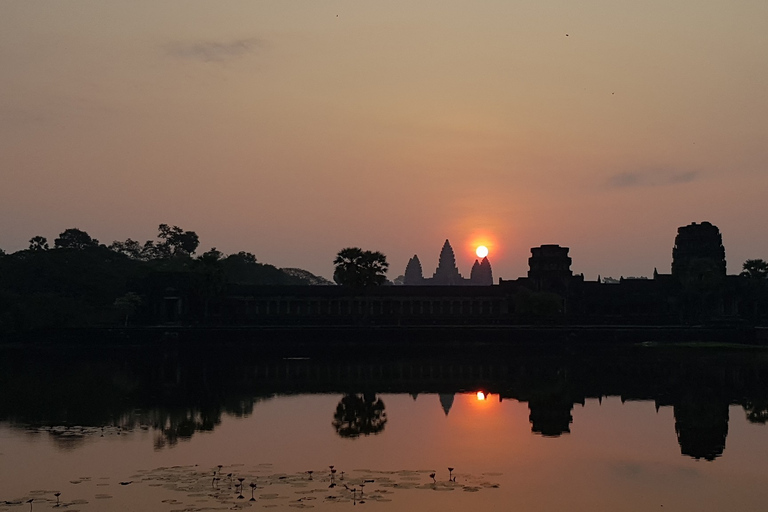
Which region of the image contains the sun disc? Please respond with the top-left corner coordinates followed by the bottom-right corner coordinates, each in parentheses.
top-left (476, 245), bottom-right (489, 258)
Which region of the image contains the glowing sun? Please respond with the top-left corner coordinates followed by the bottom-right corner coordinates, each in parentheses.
top-left (476, 245), bottom-right (489, 258)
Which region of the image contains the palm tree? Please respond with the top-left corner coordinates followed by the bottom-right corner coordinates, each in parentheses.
top-left (741, 259), bottom-right (768, 279)
top-left (333, 248), bottom-right (389, 287)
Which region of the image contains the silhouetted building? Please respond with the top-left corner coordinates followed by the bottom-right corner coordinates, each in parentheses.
top-left (672, 221), bottom-right (727, 279)
top-left (403, 239), bottom-right (493, 286)
top-left (495, 222), bottom-right (746, 324)
top-left (670, 222), bottom-right (733, 321)
top-left (527, 245), bottom-right (573, 293)
top-left (403, 255), bottom-right (424, 285)
top-left (432, 240), bottom-right (464, 285)
top-left (470, 257), bottom-right (493, 286)
top-left (146, 221), bottom-right (755, 328)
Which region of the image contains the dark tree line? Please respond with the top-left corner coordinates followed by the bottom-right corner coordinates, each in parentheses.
top-left (108, 224), bottom-right (199, 261)
top-left (0, 224), bottom-right (327, 334)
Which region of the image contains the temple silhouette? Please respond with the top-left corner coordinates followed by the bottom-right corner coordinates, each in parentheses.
top-left (404, 239), bottom-right (493, 286)
top-left (147, 221), bottom-right (767, 329)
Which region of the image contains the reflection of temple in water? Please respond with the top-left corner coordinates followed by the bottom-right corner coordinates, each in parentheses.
top-left (673, 399), bottom-right (729, 461)
top-left (655, 373), bottom-right (731, 461)
top-left (3, 347), bottom-right (767, 460)
top-left (527, 395), bottom-right (577, 437)
top-left (237, 354), bottom-right (757, 458)
top-left (439, 393), bottom-right (455, 416)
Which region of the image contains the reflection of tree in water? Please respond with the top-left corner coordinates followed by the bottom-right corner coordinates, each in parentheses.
top-left (151, 399), bottom-right (257, 449)
top-left (153, 407), bottom-right (222, 449)
top-left (332, 393), bottom-right (387, 438)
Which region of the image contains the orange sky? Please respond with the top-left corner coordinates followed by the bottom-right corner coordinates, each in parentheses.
top-left (2, 1), bottom-right (767, 280)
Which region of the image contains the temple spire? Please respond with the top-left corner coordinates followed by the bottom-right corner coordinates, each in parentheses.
top-left (470, 260), bottom-right (481, 281)
top-left (471, 256), bottom-right (493, 285)
top-left (404, 255), bottom-right (424, 285)
top-left (433, 239), bottom-right (462, 284)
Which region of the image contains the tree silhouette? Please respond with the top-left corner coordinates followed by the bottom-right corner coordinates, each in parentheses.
top-left (154, 406), bottom-right (224, 449)
top-left (108, 238), bottom-right (153, 260)
top-left (332, 393), bottom-right (387, 438)
top-left (199, 247), bottom-right (224, 263)
top-left (233, 251), bottom-right (257, 264)
top-left (739, 259), bottom-right (768, 323)
top-left (54, 228), bottom-right (99, 250)
top-left (28, 236), bottom-right (49, 251)
top-left (741, 259), bottom-right (768, 279)
top-left (744, 400), bottom-right (768, 424)
top-left (281, 267), bottom-right (334, 285)
top-left (403, 255), bottom-right (424, 285)
top-left (156, 224), bottom-right (200, 258)
top-left (220, 252), bottom-right (258, 283)
top-left (333, 248), bottom-right (388, 287)
top-left (215, 252), bottom-right (307, 286)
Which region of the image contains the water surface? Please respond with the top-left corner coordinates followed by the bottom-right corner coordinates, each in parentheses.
top-left (2, 342), bottom-right (768, 511)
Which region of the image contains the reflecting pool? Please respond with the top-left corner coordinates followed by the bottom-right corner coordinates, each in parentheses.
top-left (2, 342), bottom-right (768, 511)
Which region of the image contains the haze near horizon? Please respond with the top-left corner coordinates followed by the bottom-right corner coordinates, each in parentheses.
top-left (2, 1), bottom-right (766, 281)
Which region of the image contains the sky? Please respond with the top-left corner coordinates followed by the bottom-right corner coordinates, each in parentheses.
top-left (2, 0), bottom-right (767, 281)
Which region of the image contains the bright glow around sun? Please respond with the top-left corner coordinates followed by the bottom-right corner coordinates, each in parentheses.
top-left (476, 246), bottom-right (489, 258)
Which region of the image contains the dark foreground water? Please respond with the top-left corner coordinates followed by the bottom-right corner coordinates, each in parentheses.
top-left (2, 340), bottom-right (768, 511)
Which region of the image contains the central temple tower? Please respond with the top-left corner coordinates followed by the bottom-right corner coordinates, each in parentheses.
top-left (432, 239), bottom-right (464, 285)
